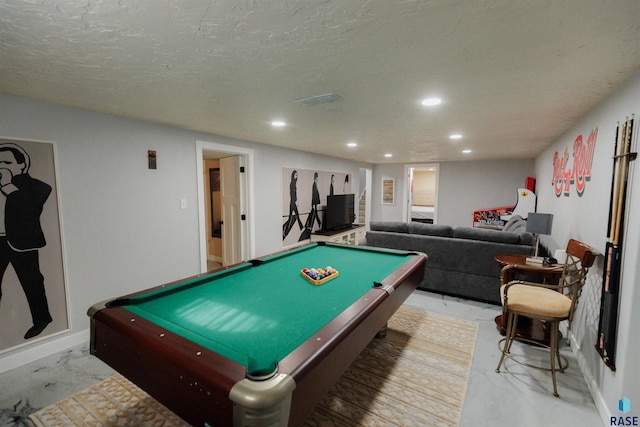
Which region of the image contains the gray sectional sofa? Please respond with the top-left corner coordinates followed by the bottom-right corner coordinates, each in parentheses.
top-left (360, 217), bottom-right (535, 304)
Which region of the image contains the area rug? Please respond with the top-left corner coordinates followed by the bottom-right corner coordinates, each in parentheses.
top-left (29, 305), bottom-right (478, 427)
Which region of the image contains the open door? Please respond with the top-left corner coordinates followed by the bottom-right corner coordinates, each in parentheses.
top-left (197, 140), bottom-right (254, 273)
top-left (220, 156), bottom-right (243, 266)
top-left (406, 164), bottom-right (438, 224)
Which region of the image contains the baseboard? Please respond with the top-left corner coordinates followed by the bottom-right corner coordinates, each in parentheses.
top-left (0, 329), bottom-right (89, 374)
top-left (569, 331), bottom-right (611, 426)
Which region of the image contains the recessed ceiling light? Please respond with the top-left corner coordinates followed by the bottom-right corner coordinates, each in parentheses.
top-left (462, 149), bottom-right (472, 154)
top-left (347, 142), bottom-right (357, 148)
top-left (450, 134), bottom-right (463, 140)
top-left (421, 97), bottom-right (442, 106)
top-left (384, 153), bottom-right (393, 158)
top-left (271, 120), bottom-right (286, 127)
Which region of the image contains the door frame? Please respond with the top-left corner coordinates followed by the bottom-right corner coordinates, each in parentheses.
top-left (404, 163), bottom-right (439, 224)
top-left (196, 140), bottom-right (255, 272)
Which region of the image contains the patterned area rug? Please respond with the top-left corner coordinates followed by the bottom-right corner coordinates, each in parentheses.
top-left (29, 305), bottom-right (478, 427)
top-left (29, 374), bottom-right (186, 427)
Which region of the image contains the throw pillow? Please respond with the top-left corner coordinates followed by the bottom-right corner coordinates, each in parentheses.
top-left (503, 215), bottom-right (524, 232)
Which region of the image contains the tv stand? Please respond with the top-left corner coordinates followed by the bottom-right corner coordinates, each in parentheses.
top-left (310, 224), bottom-right (365, 245)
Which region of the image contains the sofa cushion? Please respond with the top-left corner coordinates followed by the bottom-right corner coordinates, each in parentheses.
top-left (518, 232), bottom-right (535, 245)
top-left (408, 222), bottom-right (454, 237)
top-left (453, 226), bottom-right (521, 244)
top-left (369, 221), bottom-right (409, 233)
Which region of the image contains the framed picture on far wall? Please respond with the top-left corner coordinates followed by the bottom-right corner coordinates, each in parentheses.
top-left (0, 137), bottom-right (69, 353)
top-left (281, 167), bottom-right (352, 248)
top-left (382, 178), bottom-right (395, 204)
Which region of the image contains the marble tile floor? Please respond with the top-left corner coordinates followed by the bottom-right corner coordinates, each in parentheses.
top-left (0, 291), bottom-right (601, 427)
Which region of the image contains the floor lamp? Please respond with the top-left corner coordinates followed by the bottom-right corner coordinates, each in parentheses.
top-left (526, 212), bottom-right (553, 263)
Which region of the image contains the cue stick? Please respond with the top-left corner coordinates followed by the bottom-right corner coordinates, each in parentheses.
top-left (612, 115), bottom-right (633, 245)
top-left (603, 119), bottom-right (626, 292)
top-left (600, 122), bottom-right (625, 300)
top-left (609, 119), bottom-right (627, 244)
top-left (605, 121), bottom-right (620, 240)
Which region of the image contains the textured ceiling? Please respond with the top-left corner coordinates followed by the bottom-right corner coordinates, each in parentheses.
top-left (1, 1), bottom-right (639, 164)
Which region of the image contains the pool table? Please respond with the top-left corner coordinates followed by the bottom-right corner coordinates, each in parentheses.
top-left (88, 242), bottom-right (426, 426)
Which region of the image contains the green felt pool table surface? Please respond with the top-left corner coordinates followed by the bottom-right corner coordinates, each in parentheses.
top-left (122, 243), bottom-right (413, 376)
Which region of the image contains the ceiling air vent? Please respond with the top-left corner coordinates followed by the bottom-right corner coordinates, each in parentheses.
top-left (294, 93), bottom-right (342, 106)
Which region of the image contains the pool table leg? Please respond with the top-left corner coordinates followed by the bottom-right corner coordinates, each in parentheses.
top-left (229, 373), bottom-right (296, 427)
top-left (375, 322), bottom-right (388, 338)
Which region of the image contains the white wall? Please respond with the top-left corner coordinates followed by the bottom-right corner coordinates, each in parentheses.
top-left (247, 144), bottom-right (367, 256)
top-left (370, 164), bottom-right (406, 221)
top-left (534, 72), bottom-right (640, 424)
top-left (0, 93), bottom-right (369, 371)
top-left (371, 159), bottom-right (534, 227)
top-left (437, 159), bottom-right (535, 226)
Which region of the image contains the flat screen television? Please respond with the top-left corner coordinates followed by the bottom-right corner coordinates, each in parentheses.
top-left (323, 194), bottom-right (355, 231)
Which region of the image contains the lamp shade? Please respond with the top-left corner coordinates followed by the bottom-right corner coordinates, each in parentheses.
top-left (526, 212), bottom-right (553, 235)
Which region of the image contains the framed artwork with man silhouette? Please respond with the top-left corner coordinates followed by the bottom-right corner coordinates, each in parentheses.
top-left (0, 137), bottom-right (69, 352)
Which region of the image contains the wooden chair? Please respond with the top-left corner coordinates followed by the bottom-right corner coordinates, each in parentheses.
top-left (495, 239), bottom-right (597, 396)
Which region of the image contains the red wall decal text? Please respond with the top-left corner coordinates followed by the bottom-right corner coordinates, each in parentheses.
top-left (552, 127), bottom-right (597, 197)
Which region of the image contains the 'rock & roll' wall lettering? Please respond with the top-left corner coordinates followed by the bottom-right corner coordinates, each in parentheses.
top-left (552, 127), bottom-right (597, 197)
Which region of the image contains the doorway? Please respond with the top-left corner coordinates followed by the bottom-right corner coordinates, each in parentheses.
top-left (405, 164), bottom-right (439, 224)
top-left (358, 168), bottom-right (372, 226)
top-left (196, 140), bottom-right (254, 272)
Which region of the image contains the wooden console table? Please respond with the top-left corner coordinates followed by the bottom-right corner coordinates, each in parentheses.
top-left (494, 254), bottom-right (564, 346)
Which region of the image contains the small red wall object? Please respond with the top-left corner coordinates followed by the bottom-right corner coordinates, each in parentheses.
top-left (525, 177), bottom-right (535, 193)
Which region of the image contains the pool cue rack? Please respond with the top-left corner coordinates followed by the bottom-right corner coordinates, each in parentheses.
top-left (596, 114), bottom-right (636, 370)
